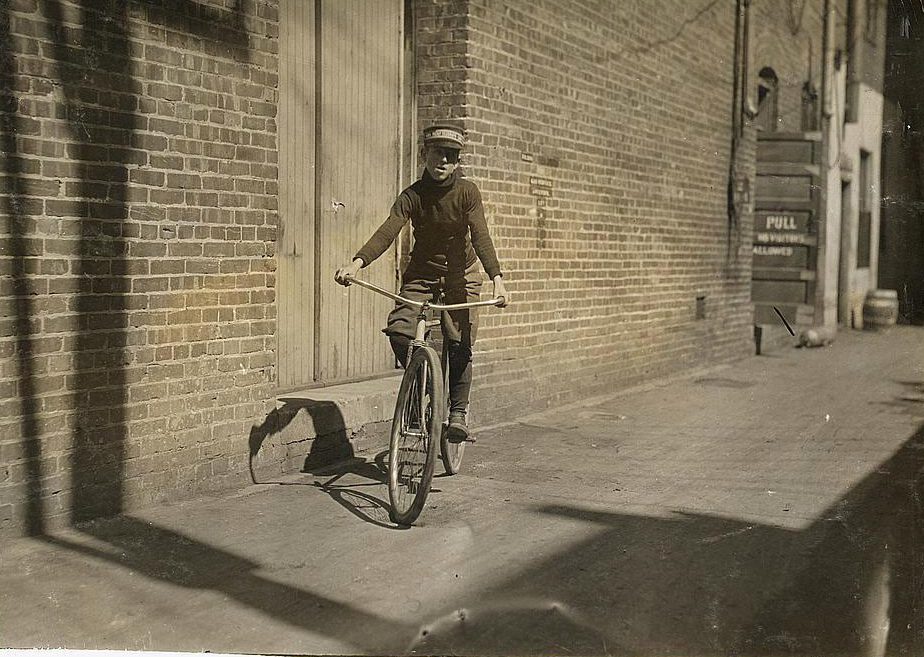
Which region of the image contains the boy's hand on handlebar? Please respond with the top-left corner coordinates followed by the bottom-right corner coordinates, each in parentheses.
top-left (492, 276), bottom-right (509, 307)
top-left (334, 259), bottom-right (363, 286)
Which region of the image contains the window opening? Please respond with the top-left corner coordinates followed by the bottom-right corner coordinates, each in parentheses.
top-left (756, 67), bottom-right (779, 132)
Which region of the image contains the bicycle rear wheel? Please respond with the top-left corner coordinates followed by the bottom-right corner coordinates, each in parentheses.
top-left (388, 345), bottom-right (443, 525)
top-left (437, 341), bottom-right (465, 475)
top-left (440, 421), bottom-right (466, 475)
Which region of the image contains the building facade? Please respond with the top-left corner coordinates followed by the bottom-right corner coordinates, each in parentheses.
top-left (826, 0), bottom-right (887, 328)
top-left (749, 0), bottom-right (887, 333)
top-left (880, 0), bottom-right (924, 324)
top-left (0, 0), bottom-right (886, 536)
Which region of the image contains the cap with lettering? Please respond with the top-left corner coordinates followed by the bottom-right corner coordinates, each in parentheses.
top-left (423, 123), bottom-right (465, 150)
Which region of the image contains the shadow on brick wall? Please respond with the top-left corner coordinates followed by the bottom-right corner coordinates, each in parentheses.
top-left (2, 0), bottom-right (249, 533)
top-left (249, 400), bottom-right (396, 528)
top-left (41, 0), bottom-right (137, 525)
top-left (1, 5), bottom-right (45, 535)
top-left (249, 399), bottom-right (358, 482)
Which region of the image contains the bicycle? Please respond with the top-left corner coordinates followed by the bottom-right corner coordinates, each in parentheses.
top-left (339, 274), bottom-right (505, 525)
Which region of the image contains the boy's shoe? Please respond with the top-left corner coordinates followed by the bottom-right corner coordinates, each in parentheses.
top-left (447, 411), bottom-right (475, 443)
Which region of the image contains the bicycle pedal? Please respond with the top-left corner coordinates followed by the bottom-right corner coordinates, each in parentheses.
top-left (446, 428), bottom-right (475, 443)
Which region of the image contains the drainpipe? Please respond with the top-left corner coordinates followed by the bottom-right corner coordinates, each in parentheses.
top-left (730, 0), bottom-right (742, 141)
top-left (815, 0), bottom-right (835, 328)
top-left (740, 0), bottom-right (750, 135)
top-left (728, 0), bottom-right (749, 258)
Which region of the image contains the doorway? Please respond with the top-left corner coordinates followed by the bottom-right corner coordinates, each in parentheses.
top-left (277, 0), bottom-right (407, 388)
top-left (838, 180), bottom-right (852, 326)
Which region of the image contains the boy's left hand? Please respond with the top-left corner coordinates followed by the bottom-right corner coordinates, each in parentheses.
top-left (492, 276), bottom-right (509, 307)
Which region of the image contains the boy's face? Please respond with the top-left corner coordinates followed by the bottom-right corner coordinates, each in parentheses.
top-left (423, 145), bottom-right (460, 181)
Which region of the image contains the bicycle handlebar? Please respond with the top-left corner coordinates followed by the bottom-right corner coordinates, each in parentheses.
top-left (341, 275), bottom-right (506, 311)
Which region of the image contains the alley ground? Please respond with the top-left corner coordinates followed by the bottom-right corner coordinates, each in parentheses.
top-left (1, 327), bottom-right (923, 656)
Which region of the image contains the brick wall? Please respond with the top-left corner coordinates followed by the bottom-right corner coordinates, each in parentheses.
top-left (0, 0), bottom-right (279, 534)
top-left (415, 0), bottom-right (755, 420)
top-left (750, 0), bottom-right (826, 132)
top-left (2, 0), bottom-right (765, 535)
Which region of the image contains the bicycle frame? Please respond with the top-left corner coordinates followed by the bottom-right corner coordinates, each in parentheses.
top-left (341, 274), bottom-right (504, 523)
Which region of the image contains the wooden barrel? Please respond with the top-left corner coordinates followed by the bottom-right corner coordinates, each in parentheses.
top-left (863, 289), bottom-right (899, 330)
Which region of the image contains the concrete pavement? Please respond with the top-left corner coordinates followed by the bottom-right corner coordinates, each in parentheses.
top-left (1, 327), bottom-right (923, 656)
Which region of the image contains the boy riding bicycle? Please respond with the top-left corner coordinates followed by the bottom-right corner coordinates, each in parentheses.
top-left (335, 123), bottom-right (508, 443)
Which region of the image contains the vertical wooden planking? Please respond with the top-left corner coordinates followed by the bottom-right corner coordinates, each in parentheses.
top-left (316, 0), bottom-right (342, 383)
top-left (318, 0), bottom-right (345, 382)
top-left (381, 1), bottom-right (404, 376)
top-left (398, 1), bottom-right (416, 291)
top-left (349, 3), bottom-right (364, 379)
top-left (277, 0), bottom-right (317, 388)
top-left (361, 0), bottom-right (402, 377)
top-left (316, 0), bottom-right (402, 383)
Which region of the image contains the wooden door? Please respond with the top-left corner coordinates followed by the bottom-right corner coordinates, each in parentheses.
top-left (278, 0), bottom-right (317, 389)
top-left (278, 0), bottom-right (403, 389)
top-left (316, 0), bottom-right (402, 383)
top-left (752, 132), bottom-right (822, 328)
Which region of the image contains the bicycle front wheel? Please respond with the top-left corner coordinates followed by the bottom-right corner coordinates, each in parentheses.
top-left (388, 345), bottom-right (443, 525)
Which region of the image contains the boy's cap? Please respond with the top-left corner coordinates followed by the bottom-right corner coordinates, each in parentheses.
top-left (423, 123), bottom-right (465, 149)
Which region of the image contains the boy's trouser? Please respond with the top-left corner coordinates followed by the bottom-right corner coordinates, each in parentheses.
top-left (383, 262), bottom-right (482, 413)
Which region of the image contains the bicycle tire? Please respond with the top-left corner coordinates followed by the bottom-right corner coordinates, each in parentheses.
top-left (388, 345), bottom-right (443, 525)
top-left (435, 340), bottom-right (465, 475)
top-left (440, 422), bottom-right (466, 475)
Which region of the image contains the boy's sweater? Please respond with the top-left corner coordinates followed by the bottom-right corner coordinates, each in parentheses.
top-left (355, 171), bottom-right (502, 280)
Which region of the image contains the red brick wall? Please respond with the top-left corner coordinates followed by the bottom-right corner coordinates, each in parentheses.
top-left (415, 0), bottom-right (755, 420)
top-left (0, 0), bottom-right (279, 534)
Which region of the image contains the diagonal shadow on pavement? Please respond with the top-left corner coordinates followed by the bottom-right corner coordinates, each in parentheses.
top-left (39, 515), bottom-right (411, 654)
top-left (412, 424), bottom-right (924, 656)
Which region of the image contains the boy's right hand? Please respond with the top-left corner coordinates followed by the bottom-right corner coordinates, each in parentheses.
top-left (334, 258), bottom-right (363, 286)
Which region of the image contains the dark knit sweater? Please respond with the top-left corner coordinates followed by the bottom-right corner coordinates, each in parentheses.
top-left (355, 171), bottom-right (502, 279)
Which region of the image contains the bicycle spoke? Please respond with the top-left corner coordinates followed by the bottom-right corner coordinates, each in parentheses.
top-left (394, 367), bottom-right (429, 513)
top-left (418, 361), bottom-right (429, 430)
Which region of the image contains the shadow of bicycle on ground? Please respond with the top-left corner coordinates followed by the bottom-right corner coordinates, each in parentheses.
top-left (309, 450), bottom-right (403, 530)
top-left (249, 398), bottom-right (460, 530)
top-left (248, 398), bottom-right (401, 528)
